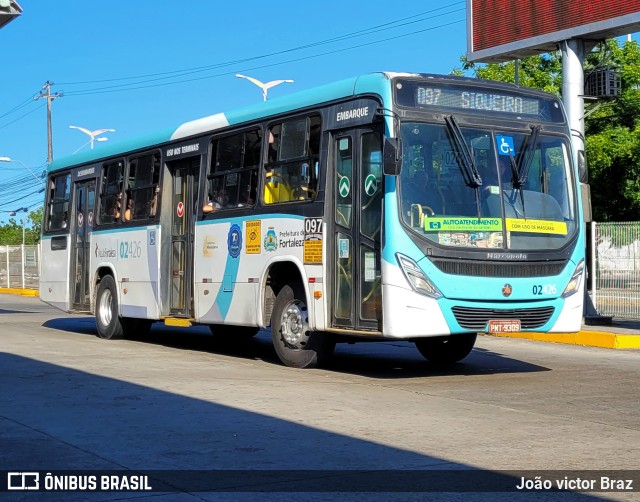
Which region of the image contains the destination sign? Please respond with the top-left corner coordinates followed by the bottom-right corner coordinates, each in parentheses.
top-left (395, 80), bottom-right (564, 123)
top-left (416, 87), bottom-right (539, 115)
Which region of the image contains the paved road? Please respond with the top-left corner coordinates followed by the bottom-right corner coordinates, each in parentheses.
top-left (1, 294), bottom-right (639, 501)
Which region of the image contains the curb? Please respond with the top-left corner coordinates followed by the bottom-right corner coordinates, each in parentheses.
top-left (486, 330), bottom-right (640, 349)
top-left (0, 288), bottom-right (39, 297)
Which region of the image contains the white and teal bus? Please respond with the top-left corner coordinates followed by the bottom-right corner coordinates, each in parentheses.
top-left (40, 72), bottom-right (585, 368)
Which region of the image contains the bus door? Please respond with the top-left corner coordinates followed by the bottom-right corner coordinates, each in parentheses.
top-left (71, 179), bottom-right (96, 311)
top-left (167, 157), bottom-right (200, 317)
top-left (332, 129), bottom-right (383, 332)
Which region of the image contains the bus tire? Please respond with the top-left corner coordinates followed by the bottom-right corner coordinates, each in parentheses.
top-left (95, 275), bottom-right (124, 340)
top-left (209, 324), bottom-right (259, 338)
top-left (271, 285), bottom-right (334, 369)
top-left (414, 333), bottom-right (477, 364)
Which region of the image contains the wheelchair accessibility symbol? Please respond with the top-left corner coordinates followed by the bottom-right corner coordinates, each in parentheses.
top-left (496, 135), bottom-right (515, 156)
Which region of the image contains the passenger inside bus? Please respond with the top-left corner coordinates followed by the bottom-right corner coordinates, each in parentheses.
top-left (203, 189), bottom-right (230, 212)
top-left (124, 198), bottom-right (134, 221)
top-left (124, 190), bottom-right (134, 221)
top-left (149, 186), bottom-right (160, 217)
top-left (238, 185), bottom-right (255, 207)
top-left (113, 193), bottom-right (122, 219)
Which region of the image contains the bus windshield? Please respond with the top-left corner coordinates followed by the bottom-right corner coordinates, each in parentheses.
top-left (398, 121), bottom-right (577, 251)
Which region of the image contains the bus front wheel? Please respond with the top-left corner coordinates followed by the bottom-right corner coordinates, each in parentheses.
top-left (271, 285), bottom-right (334, 368)
top-left (95, 275), bottom-right (124, 340)
top-left (414, 333), bottom-right (477, 364)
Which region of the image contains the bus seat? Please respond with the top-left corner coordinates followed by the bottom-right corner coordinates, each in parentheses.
top-left (264, 180), bottom-right (293, 204)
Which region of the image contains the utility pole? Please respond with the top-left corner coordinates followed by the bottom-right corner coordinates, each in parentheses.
top-left (35, 81), bottom-right (63, 163)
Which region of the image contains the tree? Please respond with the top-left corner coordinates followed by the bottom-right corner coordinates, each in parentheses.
top-left (453, 53), bottom-right (563, 95)
top-left (0, 207), bottom-right (42, 245)
top-left (454, 40), bottom-right (640, 222)
top-left (583, 40), bottom-right (640, 221)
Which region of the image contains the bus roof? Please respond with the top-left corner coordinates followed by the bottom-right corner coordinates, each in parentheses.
top-left (48, 72), bottom-right (401, 172)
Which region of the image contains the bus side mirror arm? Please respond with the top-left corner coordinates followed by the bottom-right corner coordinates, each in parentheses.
top-left (383, 137), bottom-right (402, 176)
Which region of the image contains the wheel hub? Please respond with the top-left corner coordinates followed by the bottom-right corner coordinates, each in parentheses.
top-left (281, 301), bottom-right (309, 347)
top-left (99, 288), bottom-right (113, 327)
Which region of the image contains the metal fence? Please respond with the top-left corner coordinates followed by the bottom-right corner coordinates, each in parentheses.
top-left (591, 221), bottom-right (640, 320)
top-left (0, 244), bottom-right (40, 290)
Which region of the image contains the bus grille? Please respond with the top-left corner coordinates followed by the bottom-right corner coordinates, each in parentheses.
top-left (432, 259), bottom-right (566, 278)
top-left (451, 306), bottom-right (555, 330)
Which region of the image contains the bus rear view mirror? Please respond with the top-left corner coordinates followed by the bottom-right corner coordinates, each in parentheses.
top-left (383, 137), bottom-right (402, 176)
top-left (577, 149), bottom-right (588, 183)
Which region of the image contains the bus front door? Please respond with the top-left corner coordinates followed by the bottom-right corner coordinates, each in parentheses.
top-left (168, 157), bottom-right (200, 318)
top-left (332, 129), bottom-right (383, 332)
top-left (71, 179), bottom-right (96, 311)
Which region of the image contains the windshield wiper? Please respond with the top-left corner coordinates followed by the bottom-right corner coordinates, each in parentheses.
top-left (444, 115), bottom-right (483, 219)
top-left (508, 125), bottom-right (541, 220)
top-left (514, 125), bottom-right (540, 188)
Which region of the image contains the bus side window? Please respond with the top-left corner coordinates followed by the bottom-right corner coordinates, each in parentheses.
top-left (205, 129), bottom-right (260, 213)
top-left (46, 173), bottom-right (71, 231)
top-left (98, 160), bottom-right (124, 224)
top-left (126, 153), bottom-right (161, 221)
top-left (264, 115), bottom-right (320, 204)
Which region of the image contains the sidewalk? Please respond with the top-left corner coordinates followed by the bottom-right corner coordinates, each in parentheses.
top-left (1, 288), bottom-right (638, 349)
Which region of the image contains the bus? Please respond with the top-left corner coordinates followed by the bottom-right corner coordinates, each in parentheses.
top-left (39, 72), bottom-right (586, 368)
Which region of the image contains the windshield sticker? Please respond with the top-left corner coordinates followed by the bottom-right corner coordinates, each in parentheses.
top-left (423, 217), bottom-right (567, 235)
top-left (424, 217), bottom-right (502, 232)
top-left (506, 218), bottom-right (567, 235)
top-left (496, 135), bottom-right (515, 156)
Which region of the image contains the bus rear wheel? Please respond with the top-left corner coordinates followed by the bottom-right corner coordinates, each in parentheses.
top-left (271, 285), bottom-right (334, 369)
top-left (95, 275), bottom-right (124, 340)
top-left (414, 333), bottom-right (477, 364)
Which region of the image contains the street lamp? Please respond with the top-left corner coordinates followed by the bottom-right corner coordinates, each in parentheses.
top-left (69, 125), bottom-right (115, 151)
top-left (8, 207), bottom-right (28, 244)
top-left (236, 74), bottom-right (294, 101)
top-left (0, 156), bottom-right (45, 185)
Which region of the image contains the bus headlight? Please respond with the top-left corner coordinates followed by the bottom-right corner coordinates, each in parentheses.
top-left (396, 253), bottom-right (442, 299)
top-left (561, 259), bottom-right (584, 298)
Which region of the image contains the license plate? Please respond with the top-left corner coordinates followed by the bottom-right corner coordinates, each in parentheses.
top-left (488, 320), bottom-right (521, 333)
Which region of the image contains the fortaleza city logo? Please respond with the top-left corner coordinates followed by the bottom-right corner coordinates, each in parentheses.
top-left (227, 224), bottom-right (242, 258)
top-left (95, 243), bottom-right (116, 259)
top-left (502, 283), bottom-right (513, 297)
top-left (264, 228), bottom-right (277, 252)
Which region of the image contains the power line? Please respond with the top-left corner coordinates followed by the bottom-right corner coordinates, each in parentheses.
top-left (0, 95), bottom-right (37, 120)
top-left (0, 5), bottom-right (464, 127)
top-left (0, 102), bottom-right (45, 131)
top-left (0, 188), bottom-right (45, 209)
top-left (63, 18), bottom-right (464, 97)
top-left (58, 2), bottom-right (464, 87)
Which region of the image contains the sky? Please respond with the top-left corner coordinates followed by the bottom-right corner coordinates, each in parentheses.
top-left (0, 1), bottom-right (469, 223)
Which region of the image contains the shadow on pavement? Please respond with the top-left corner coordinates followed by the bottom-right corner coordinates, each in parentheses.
top-left (43, 317), bottom-right (550, 380)
top-left (0, 353), bottom-right (601, 499)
